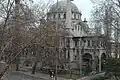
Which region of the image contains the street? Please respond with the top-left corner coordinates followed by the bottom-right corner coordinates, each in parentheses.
top-left (7, 71), bottom-right (105, 80)
top-left (8, 71), bottom-right (69, 80)
top-left (8, 71), bottom-right (45, 80)
top-left (77, 72), bottom-right (105, 80)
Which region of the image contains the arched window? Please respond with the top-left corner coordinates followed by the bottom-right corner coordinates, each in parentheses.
top-left (75, 40), bottom-right (77, 46)
top-left (88, 40), bottom-right (90, 46)
top-left (58, 13), bottom-right (61, 19)
top-left (75, 25), bottom-right (77, 30)
top-left (78, 26), bottom-right (80, 31)
top-left (64, 13), bottom-right (66, 19)
top-left (78, 15), bottom-right (79, 19)
top-left (53, 14), bottom-right (56, 19)
top-left (74, 14), bottom-right (76, 19)
top-left (77, 14), bottom-right (80, 19)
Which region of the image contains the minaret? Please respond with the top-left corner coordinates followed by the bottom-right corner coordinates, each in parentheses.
top-left (65, 0), bottom-right (73, 63)
top-left (66, 0), bottom-right (72, 32)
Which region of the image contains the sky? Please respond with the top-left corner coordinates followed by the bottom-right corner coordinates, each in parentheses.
top-left (72, 0), bottom-right (94, 21)
top-left (34, 0), bottom-right (94, 21)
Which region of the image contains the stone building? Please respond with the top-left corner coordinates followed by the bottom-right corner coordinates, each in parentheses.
top-left (47, 0), bottom-right (108, 73)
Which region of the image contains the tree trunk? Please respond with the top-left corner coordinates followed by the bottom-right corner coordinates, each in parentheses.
top-left (14, 0), bottom-right (21, 72)
top-left (16, 64), bottom-right (19, 71)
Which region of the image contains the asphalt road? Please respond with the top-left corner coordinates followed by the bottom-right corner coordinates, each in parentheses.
top-left (7, 71), bottom-right (105, 80)
top-left (8, 71), bottom-right (68, 80)
top-left (8, 72), bottom-right (46, 80)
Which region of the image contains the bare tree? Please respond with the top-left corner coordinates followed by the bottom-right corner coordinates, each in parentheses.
top-left (29, 20), bottom-right (65, 74)
top-left (90, 0), bottom-right (120, 57)
top-left (0, 0), bottom-right (55, 78)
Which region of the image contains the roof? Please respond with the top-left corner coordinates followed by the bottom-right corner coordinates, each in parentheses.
top-left (49, 0), bottom-right (81, 13)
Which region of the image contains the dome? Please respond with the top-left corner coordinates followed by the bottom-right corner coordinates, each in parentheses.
top-left (49, 0), bottom-right (80, 13)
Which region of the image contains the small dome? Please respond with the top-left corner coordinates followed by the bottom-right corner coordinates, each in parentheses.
top-left (49, 0), bottom-right (80, 13)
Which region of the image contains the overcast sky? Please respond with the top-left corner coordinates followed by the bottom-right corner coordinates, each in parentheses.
top-left (34, 0), bottom-right (94, 21)
top-left (72, 0), bottom-right (93, 21)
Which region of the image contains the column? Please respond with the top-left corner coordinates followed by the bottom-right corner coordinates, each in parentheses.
top-left (69, 37), bottom-right (73, 62)
top-left (85, 40), bottom-right (88, 47)
top-left (99, 53), bottom-right (102, 72)
top-left (70, 49), bottom-right (73, 62)
top-left (79, 49), bottom-right (82, 74)
top-left (79, 39), bottom-right (82, 74)
top-left (99, 57), bottom-right (101, 72)
top-left (92, 55), bottom-right (96, 72)
top-left (66, 49), bottom-right (69, 59)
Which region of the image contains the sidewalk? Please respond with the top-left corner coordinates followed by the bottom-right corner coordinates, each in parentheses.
top-left (77, 72), bottom-right (105, 80)
top-left (11, 71), bottom-right (70, 80)
top-left (9, 71), bottom-right (105, 80)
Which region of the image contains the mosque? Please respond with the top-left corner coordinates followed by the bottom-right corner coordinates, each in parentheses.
top-left (47, 0), bottom-right (108, 74)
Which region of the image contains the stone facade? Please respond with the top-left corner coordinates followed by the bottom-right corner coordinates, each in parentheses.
top-left (47, 0), bottom-right (108, 73)
top-left (17, 0), bottom-right (110, 74)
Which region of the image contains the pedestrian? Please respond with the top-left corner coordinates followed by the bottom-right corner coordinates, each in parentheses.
top-left (51, 71), bottom-right (54, 78)
top-left (49, 70), bottom-right (54, 78)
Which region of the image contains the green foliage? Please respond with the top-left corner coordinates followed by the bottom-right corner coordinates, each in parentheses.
top-left (58, 74), bottom-right (82, 79)
top-left (105, 58), bottom-right (120, 73)
top-left (91, 77), bottom-right (109, 80)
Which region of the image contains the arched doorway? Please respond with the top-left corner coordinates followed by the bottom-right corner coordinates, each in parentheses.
top-left (95, 56), bottom-right (99, 73)
top-left (101, 53), bottom-right (106, 71)
top-left (82, 53), bottom-right (92, 75)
